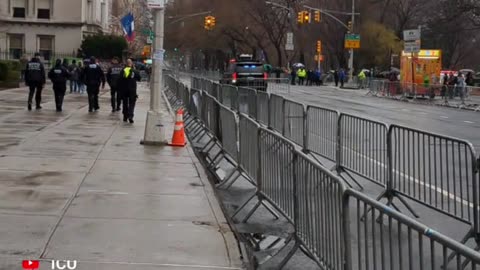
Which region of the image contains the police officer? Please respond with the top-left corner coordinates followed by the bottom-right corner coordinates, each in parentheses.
top-left (24, 53), bottom-right (46, 111)
top-left (106, 57), bottom-right (123, 112)
top-left (48, 59), bottom-right (70, 112)
top-left (82, 56), bottom-right (105, 112)
top-left (119, 59), bottom-right (141, 123)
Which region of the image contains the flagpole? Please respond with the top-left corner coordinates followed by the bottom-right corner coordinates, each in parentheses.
top-left (142, 0), bottom-right (166, 145)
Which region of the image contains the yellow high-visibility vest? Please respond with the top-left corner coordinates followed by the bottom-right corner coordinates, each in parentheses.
top-left (124, 67), bottom-right (132, 78)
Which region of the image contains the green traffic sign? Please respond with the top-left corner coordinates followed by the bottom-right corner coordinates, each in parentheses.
top-left (345, 34), bottom-right (360, 41)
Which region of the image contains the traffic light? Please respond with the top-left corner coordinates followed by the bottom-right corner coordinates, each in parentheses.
top-left (297, 11), bottom-right (311, 24)
top-left (314, 11), bottom-right (321, 22)
top-left (204, 16), bottom-right (216, 30)
top-left (316, 40), bottom-right (322, 53)
top-left (211, 16), bottom-right (216, 28)
top-left (347, 21), bottom-right (353, 33)
top-left (297, 11), bottom-right (304, 24)
top-left (303, 11), bottom-right (311, 23)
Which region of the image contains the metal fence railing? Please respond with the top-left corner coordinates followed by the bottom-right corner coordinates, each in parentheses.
top-left (305, 106), bottom-right (339, 163)
top-left (389, 125), bottom-right (478, 230)
top-left (238, 87), bottom-right (250, 115)
top-left (283, 99), bottom-right (305, 147)
top-left (337, 114), bottom-right (389, 189)
top-left (164, 73), bottom-right (480, 269)
top-left (256, 91), bottom-right (269, 126)
top-left (220, 84), bottom-right (239, 111)
top-left (269, 94), bottom-right (284, 134)
top-left (219, 104), bottom-right (239, 163)
top-left (367, 79), bottom-right (480, 108)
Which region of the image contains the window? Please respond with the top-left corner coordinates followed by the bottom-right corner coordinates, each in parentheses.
top-left (9, 34), bottom-right (24, 59)
top-left (37, 0), bottom-right (51, 19)
top-left (101, 2), bottom-right (106, 25)
top-left (87, 0), bottom-right (93, 22)
top-left (12, 0), bottom-right (27, 18)
top-left (37, 9), bottom-right (50, 19)
top-left (38, 36), bottom-right (54, 61)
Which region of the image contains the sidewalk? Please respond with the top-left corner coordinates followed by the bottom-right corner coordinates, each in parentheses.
top-left (0, 84), bottom-right (242, 269)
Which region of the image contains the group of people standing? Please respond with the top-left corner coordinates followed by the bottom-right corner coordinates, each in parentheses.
top-left (23, 54), bottom-right (141, 123)
top-left (441, 72), bottom-right (475, 99)
top-left (290, 68), bottom-right (323, 86)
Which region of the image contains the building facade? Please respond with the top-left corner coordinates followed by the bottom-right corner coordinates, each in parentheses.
top-left (0, 0), bottom-right (111, 60)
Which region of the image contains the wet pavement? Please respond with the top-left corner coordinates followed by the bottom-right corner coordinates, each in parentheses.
top-left (0, 85), bottom-right (242, 270)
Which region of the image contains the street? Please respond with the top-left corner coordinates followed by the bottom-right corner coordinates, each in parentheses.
top-left (283, 84), bottom-right (480, 151)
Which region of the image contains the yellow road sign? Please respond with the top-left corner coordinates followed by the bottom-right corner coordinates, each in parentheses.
top-left (344, 40), bottom-right (360, 49)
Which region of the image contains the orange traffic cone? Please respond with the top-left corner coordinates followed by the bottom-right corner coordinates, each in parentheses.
top-left (168, 108), bottom-right (187, 147)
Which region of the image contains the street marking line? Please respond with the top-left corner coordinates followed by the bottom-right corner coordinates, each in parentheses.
top-left (440, 116), bottom-right (449, 119)
top-left (463, 121), bottom-right (474, 124)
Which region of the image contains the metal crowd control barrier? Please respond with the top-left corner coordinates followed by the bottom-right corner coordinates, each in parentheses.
top-left (256, 91), bottom-right (269, 126)
top-left (195, 93), bottom-right (220, 158)
top-left (242, 128), bottom-right (296, 224)
top-left (213, 104), bottom-right (242, 187)
top-left (219, 104), bottom-right (239, 163)
top-left (269, 94), bottom-right (284, 134)
top-left (388, 124), bottom-right (479, 243)
top-left (220, 84), bottom-right (239, 111)
top-left (337, 114), bottom-right (389, 189)
top-left (246, 88), bottom-right (258, 119)
top-left (238, 87), bottom-right (250, 115)
top-left (283, 99), bottom-right (305, 147)
top-left (265, 78), bottom-right (290, 95)
top-left (285, 150), bottom-right (346, 270)
top-left (231, 115), bottom-right (280, 220)
top-left (305, 105), bottom-right (339, 163)
top-left (344, 188), bottom-right (480, 270)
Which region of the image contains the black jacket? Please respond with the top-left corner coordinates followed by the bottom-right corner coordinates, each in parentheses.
top-left (106, 64), bottom-right (124, 89)
top-left (48, 65), bottom-right (70, 86)
top-left (119, 66), bottom-right (141, 95)
top-left (82, 63), bottom-right (106, 87)
top-left (25, 58), bottom-right (46, 86)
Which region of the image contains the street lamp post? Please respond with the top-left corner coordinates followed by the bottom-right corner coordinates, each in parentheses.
top-left (142, 1), bottom-right (167, 145)
top-left (348, 0), bottom-right (355, 83)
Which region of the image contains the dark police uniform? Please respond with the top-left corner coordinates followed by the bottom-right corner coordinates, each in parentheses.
top-left (82, 60), bottom-right (105, 112)
top-left (24, 57), bottom-right (46, 110)
top-left (48, 62), bottom-right (70, 111)
top-left (106, 63), bottom-right (124, 112)
top-left (119, 66), bottom-right (141, 123)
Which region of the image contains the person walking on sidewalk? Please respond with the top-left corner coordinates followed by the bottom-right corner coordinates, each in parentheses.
top-left (106, 57), bottom-right (124, 112)
top-left (119, 59), bottom-right (141, 123)
top-left (82, 56), bottom-right (105, 112)
top-left (24, 53), bottom-right (46, 111)
top-left (48, 59), bottom-right (70, 112)
top-left (77, 62), bottom-right (86, 94)
top-left (68, 60), bottom-right (80, 93)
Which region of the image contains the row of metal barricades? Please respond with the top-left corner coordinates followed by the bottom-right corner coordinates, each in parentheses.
top-left (368, 80), bottom-right (480, 103)
top-left (164, 74), bottom-right (480, 269)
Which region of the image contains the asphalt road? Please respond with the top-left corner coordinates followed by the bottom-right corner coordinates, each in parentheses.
top-left (281, 84), bottom-right (480, 152)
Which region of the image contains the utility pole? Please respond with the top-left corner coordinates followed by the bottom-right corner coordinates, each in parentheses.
top-left (348, 0), bottom-right (355, 82)
top-left (142, 0), bottom-right (167, 145)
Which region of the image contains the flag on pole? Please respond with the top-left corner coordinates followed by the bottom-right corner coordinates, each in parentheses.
top-left (121, 13), bottom-right (135, 42)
